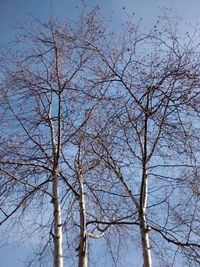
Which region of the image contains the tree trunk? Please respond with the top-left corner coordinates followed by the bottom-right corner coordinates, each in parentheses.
top-left (77, 152), bottom-right (88, 267)
top-left (53, 169), bottom-right (64, 267)
top-left (140, 214), bottom-right (152, 267)
top-left (138, 104), bottom-right (153, 267)
top-left (139, 168), bottom-right (152, 267)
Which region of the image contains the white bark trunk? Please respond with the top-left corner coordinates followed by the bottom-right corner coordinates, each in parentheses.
top-left (140, 168), bottom-right (152, 267)
top-left (139, 111), bottom-right (153, 267)
top-left (53, 170), bottom-right (64, 267)
top-left (77, 153), bottom-right (88, 267)
top-left (78, 197), bottom-right (88, 267)
top-left (140, 214), bottom-right (152, 267)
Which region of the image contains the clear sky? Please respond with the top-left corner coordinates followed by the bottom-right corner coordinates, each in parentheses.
top-left (1, 0), bottom-right (200, 266)
top-left (1, 0), bottom-right (200, 43)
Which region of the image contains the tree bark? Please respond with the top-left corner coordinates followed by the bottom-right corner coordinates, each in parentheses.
top-left (139, 169), bottom-right (152, 267)
top-left (77, 150), bottom-right (88, 267)
top-left (139, 110), bottom-right (152, 267)
top-left (53, 168), bottom-right (64, 267)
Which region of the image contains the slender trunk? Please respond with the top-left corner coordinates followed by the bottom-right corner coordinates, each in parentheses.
top-left (139, 107), bottom-right (152, 267)
top-left (49, 45), bottom-right (63, 266)
top-left (139, 169), bottom-right (152, 267)
top-left (77, 153), bottom-right (88, 267)
top-left (53, 168), bottom-right (64, 267)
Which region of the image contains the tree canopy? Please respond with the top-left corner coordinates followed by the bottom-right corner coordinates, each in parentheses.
top-left (0, 7), bottom-right (200, 267)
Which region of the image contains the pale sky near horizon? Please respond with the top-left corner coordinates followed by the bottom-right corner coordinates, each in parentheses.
top-left (0, 0), bottom-right (200, 266)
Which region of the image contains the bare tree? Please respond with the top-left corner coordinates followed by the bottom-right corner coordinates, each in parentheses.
top-left (84, 15), bottom-right (200, 267)
top-left (0, 9), bottom-right (109, 267)
top-left (0, 8), bottom-right (200, 267)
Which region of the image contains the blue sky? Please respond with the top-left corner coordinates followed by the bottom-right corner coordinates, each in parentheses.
top-left (1, 0), bottom-right (200, 43)
top-left (1, 0), bottom-right (200, 266)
